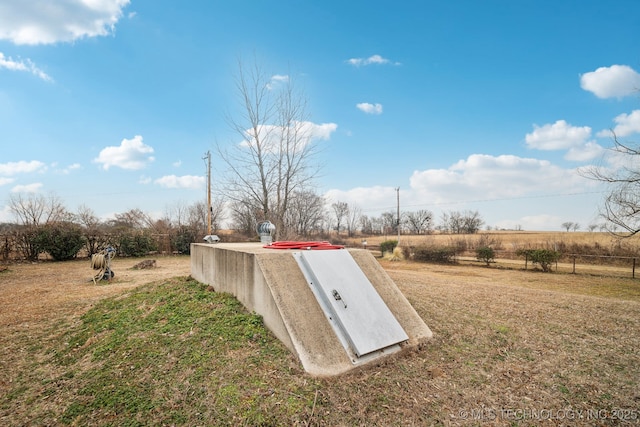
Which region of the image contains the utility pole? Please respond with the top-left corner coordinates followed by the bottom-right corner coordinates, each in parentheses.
top-left (203, 151), bottom-right (212, 235)
top-left (396, 187), bottom-right (400, 245)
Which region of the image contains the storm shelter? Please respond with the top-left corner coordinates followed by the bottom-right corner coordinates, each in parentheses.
top-left (190, 243), bottom-right (432, 376)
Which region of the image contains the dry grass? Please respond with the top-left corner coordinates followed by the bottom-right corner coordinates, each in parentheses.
top-left (1, 251), bottom-right (640, 425)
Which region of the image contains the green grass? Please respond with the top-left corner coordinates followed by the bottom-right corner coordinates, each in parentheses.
top-left (3, 277), bottom-right (320, 426)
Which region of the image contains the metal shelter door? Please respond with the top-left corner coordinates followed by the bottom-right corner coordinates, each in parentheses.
top-left (294, 250), bottom-right (408, 357)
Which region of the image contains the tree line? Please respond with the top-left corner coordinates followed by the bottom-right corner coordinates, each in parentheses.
top-left (0, 190), bottom-right (489, 261)
top-left (0, 193), bottom-right (224, 261)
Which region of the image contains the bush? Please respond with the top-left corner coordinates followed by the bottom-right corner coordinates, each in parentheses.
top-left (171, 226), bottom-right (197, 255)
top-left (476, 246), bottom-right (495, 266)
top-left (517, 248), bottom-right (560, 272)
top-left (116, 232), bottom-right (157, 257)
top-left (413, 246), bottom-right (458, 263)
top-left (379, 240), bottom-right (398, 256)
top-left (37, 222), bottom-right (85, 261)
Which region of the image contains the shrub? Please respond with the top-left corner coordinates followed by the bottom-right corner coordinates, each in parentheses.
top-left (37, 222), bottom-right (85, 261)
top-left (171, 226), bottom-right (197, 255)
top-left (517, 248), bottom-right (560, 272)
top-left (413, 246), bottom-right (458, 263)
top-left (476, 246), bottom-right (495, 266)
top-left (116, 232), bottom-right (157, 257)
top-left (11, 226), bottom-right (44, 261)
top-left (379, 240), bottom-right (398, 256)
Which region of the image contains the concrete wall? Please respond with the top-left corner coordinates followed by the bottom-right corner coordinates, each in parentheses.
top-left (190, 243), bottom-right (432, 376)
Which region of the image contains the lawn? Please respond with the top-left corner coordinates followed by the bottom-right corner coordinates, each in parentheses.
top-left (1, 253), bottom-right (639, 426)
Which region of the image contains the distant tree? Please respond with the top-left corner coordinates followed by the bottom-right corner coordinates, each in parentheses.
top-left (346, 203), bottom-right (362, 237)
top-left (405, 209), bottom-right (433, 235)
top-left (285, 190), bottom-right (325, 237)
top-left (572, 223), bottom-right (580, 232)
top-left (359, 214), bottom-right (373, 235)
top-left (8, 193), bottom-right (70, 260)
top-left (561, 222), bottom-right (574, 232)
top-left (109, 208), bottom-right (153, 230)
top-left (9, 193), bottom-right (68, 226)
top-left (441, 210), bottom-right (484, 234)
top-left (381, 211), bottom-right (397, 235)
top-left (76, 204), bottom-right (108, 256)
top-left (331, 201), bottom-right (349, 234)
top-left (587, 224), bottom-right (598, 232)
top-left (230, 199), bottom-right (260, 237)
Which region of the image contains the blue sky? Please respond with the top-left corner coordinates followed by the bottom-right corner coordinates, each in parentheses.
top-left (1, 1), bottom-right (640, 231)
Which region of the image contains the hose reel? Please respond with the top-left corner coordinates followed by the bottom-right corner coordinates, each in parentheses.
top-left (91, 246), bottom-right (116, 284)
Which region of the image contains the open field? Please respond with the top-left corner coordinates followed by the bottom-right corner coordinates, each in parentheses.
top-left (348, 231), bottom-right (640, 254)
top-left (1, 252), bottom-right (639, 425)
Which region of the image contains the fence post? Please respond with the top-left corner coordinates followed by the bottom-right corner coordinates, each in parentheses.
top-left (633, 258), bottom-right (636, 279)
top-left (572, 255), bottom-right (576, 274)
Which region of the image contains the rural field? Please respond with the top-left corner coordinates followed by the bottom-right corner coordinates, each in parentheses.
top-left (1, 232), bottom-right (640, 426)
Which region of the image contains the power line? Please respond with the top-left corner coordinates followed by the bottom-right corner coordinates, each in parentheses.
top-left (358, 190), bottom-right (607, 214)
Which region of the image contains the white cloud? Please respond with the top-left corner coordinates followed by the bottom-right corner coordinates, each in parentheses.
top-left (0, 52), bottom-right (51, 81)
top-left (94, 135), bottom-right (155, 170)
top-left (346, 54), bottom-right (400, 67)
top-left (173, 160), bottom-right (182, 168)
top-left (356, 102), bottom-right (383, 115)
top-left (11, 182), bottom-right (43, 193)
top-left (240, 121), bottom-right (337, 150)
top-left (597, 109), bottom-right (640, 138)
top-left (410, 154), bottom-right (582, 201)
top-left (525, 120), bottom-right (591, 151)
top-left (307, 122), bottom-right (338, 140)
top-left (525, 120), bottom-right (601, 160)
top-left (154, 175), bottom-right (205, 189)
top-left (0, 177), bottom-right (14, 186)
top-left (267, 74), bottom-right (289, 90)
top-left (55, 163), bottom-right (81, 175)
top-left (0, 0), bottom-right (131, 45)
top-left (0, 160), bottom-right (46, 175)
top-left (565, 141), bottom-right (604, 162)
top-left (580, 65), bottom-right (640, 99)
top-left (328, 154), bottom-right (585, 213)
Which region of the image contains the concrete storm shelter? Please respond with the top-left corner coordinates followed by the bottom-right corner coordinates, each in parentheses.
top-left (190, 242), bottom-right (432, 376)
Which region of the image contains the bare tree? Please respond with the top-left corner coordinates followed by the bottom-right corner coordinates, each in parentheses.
top-left (405, 209), bottom-right (433, 234)
top-left (561, 221), bottom-right (574, 232)
top-left (441, 210), bottom-right (483, 234)
top-left (76, 204), bottom-right (109, 255)
top-left (580, 134), bottom-right (640, 236)
top-left (331, 201), bottom-right (349, 235)
top-left (285, 190), bottom-right (326, 237)
top-left (109, 208), bottom-right (153, 230)
top-left (8, 193), bottom-right (70, 260)
top-left (381, 211), bottom-right (397, 235)
top-left (230, 199), bottom-right (260, 237)
top-left (8, 193), bottom-right (68, 226)
top-left (359, 214), bottom-right (373, 235)
top-left (345, 203), bottom-right (362, 237)
top-left (218, 58), bottom-right (321, 239)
